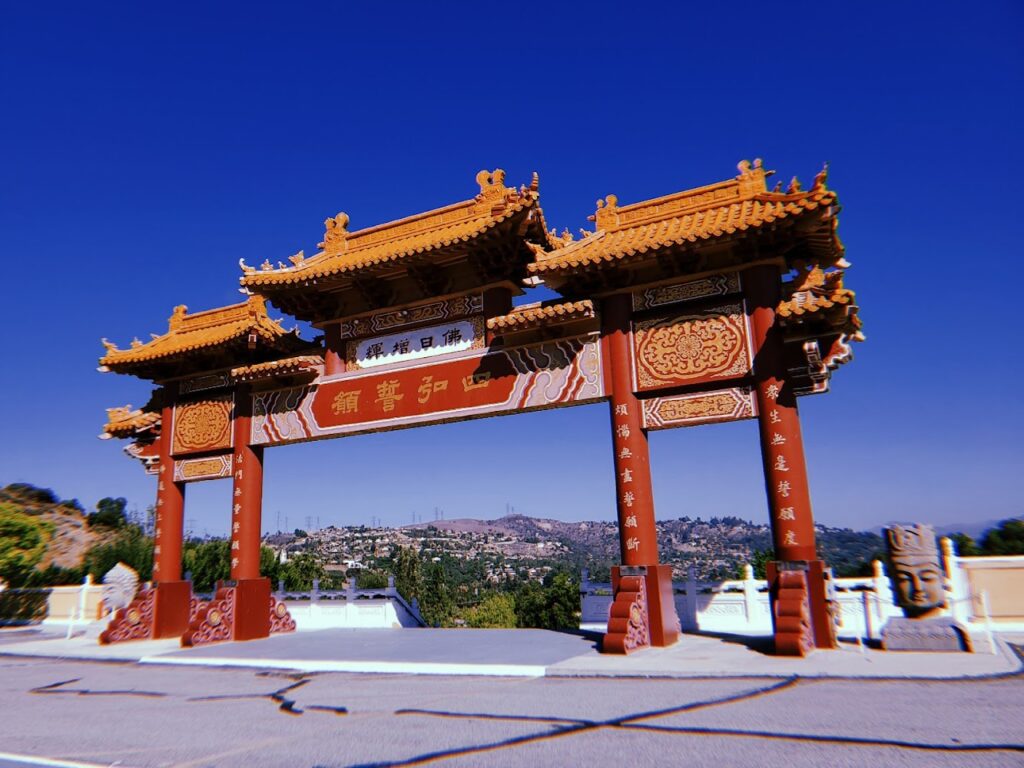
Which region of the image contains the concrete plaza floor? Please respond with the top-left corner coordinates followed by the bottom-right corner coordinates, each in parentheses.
top-left (1, 623), bottom-right (1020, 680)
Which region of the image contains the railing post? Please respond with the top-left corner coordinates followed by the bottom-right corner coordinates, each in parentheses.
top-left (981, 591), bottom-right (997, 655)
top-left (386, 575), bottom-right (396, 597)
top-left (311, 578), bottom-right (320, 602)
top-left (277, 578), bottom-right (284, 596)
top-left (742, 563), bottom-right (757, 623)
top-left (682, 565), bottom-right (699, 631)
top-left (862, 590), bottom-right (873, 640)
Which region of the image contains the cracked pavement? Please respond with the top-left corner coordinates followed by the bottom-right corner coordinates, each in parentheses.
top-left (0, 656), bottom-right (1022, 767)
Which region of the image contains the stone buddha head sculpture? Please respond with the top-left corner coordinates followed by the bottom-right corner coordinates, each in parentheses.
top-left (884, 524), bottom-right (946, 619)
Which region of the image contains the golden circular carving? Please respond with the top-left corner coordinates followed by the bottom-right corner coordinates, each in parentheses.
top-left (207, 608), bottom-right (222, 627)
top-left (275, 602), bottom-right (287, 618)
top-left (636, 311), bottom-right (747, 387)
top-left (174, 399), bottom-right (231, 453)
top-left (126, 608), bottom-right (141, 625)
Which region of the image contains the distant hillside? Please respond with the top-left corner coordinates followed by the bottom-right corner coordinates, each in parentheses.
top-left (404, 514), bottom-right (884, 579)
top-left (0, 484), bottom-right (98, 571)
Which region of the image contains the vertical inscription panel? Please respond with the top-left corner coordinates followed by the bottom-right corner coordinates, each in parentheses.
top-left (633, 302), bottom-right (752, 392)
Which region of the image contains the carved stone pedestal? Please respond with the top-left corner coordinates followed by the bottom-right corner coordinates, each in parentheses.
top-left (99, 580), bottom-right (192, 645)
top-left (181, 578), bottom-right (294, 647)
top-left (767, 561), bottom-right (837, 656)
top-left (603, 565), bottom-right (680, 654)
top-left (882, 617), bottom-right (972, 652)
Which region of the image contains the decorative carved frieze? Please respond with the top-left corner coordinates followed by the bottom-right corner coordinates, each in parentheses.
top-left (179, 373), bottom-right (231, 395)
top-left (632, 272), bottom-right (740, 312)
top-left (642, 387), bottom-right (756, 430)
top-left (338, 294), bottom-right (484, 340)
top-left (173, 455), bottom-right (233, 483)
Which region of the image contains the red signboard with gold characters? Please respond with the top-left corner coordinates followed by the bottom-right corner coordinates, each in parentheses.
top-left (312, 352), bottom-right (518, 429)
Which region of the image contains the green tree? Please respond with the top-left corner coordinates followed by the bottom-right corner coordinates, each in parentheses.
top-left (948, 532), bottom-right (980, 557)
top-left (83, 527), bottom-right (153, 582)
top-left (356, 569), bottom-right (389, 589)
top-left (393, 546), bottom-right (422, 603)
top-left (88, 497), bottom-right (128, 530)
top-left (979, 519), bottom-right (1024, 555)
top-left (515, 573), bottom-right (579, 630)
top-left (420, 561), bottom-right (454, 627)
top-left (0, 503), bottom-right (53, 586)
top-left (281, 552), bottom-right (326, 591)
top-left (3, 484), bottom-right (58, 504)
top-left (182, 540), bottom-right (230, 591)
top-left (466, 593), bottom-right (517, 628)
top-left (259, 545), bottom-right (281, 585)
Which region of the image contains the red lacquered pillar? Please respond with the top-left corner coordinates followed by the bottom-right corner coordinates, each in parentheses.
top-left (153, 404), bottom-right (185, 582)
top-left (227, 386), bottom-right (271, 640)
top-left (230, 387), bottom-right (264, 581)
top-left (602, 292), bottom-right (679, 650)
top-left (324, 323), bottom-right (345, 376)
top-left (150, 402), bottom-right (191, 638)
top-left (745, 264), bottom-right (836, 651)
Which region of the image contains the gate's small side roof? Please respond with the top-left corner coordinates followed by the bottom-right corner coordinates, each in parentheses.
top-left (99, 295), bottom-right (305, 379)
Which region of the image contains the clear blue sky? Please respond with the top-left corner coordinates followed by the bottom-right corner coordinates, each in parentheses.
top-left (1, 2), bottom-right (1020, 536)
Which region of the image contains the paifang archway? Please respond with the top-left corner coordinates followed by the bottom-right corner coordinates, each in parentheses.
top-left (98, 161), bottom-right (862, 656)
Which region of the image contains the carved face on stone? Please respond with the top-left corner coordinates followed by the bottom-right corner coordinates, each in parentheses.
top-left (885, 525), bottom-right (946, 618)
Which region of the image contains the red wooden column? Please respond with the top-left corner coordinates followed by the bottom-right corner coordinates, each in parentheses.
top-left (745, 264), bottom-right (836, 651)
top-left (602, 293), bottom-right (680, 652)
top-left (324, 323), bottom-right (345, 376)
top-left (150, 403), bottom-right (191, 637)
top-left (227, 386), bottom-right (271, 640)
top-left (230, 388), bottom-right (264, 580)
top-left (153, 404), bottom-right (185, 582)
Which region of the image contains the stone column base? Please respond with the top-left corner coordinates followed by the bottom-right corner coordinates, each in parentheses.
top-left (603, 565), bottom-right (681, 654)
top-left (767, 560), bottom-right (838, 656)
top-left (99, 580), bottom-right (193, 645)
top-left (181, 578), bottom-right (294, 646)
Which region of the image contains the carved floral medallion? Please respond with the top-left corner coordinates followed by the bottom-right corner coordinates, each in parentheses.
top-left (634, 303), bottom-right (750, 390)
top-left (172, 396), bottom-right (233, 455)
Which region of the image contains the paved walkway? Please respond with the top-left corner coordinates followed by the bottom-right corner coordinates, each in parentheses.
top-left (1, 624), bottom-right (1020, 679)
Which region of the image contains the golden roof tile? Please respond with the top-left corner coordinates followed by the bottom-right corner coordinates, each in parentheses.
top-left (487, 300), bottom-right (595, 334)
top-left (241, 169), bottom-right (548, 288)
top-left (99, 296), bottom-right (296, 371)
top-left (102, 405), bottom-right (161, 439)
top-left (529, 160), bottom-right (842, 276)
top-left (230, 354), bottom-right (323, 382)
top-left (778, 263), bottom-right (863, 339)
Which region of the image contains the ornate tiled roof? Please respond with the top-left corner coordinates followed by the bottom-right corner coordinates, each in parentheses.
top-left (529, 160), bottom-right (842, 277)
top-left (99, 296), bottom-right (298, 373)
top-left (240, 170), bottom-right (549, 288)
top-left (230, 354), bottom-right (323, 382)
top-left (102, 405), bottom-right (161, 439)
top-left (487, 300), bottom-right (595, 334)
top-left (778, 262), bottom-right (863, 339)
